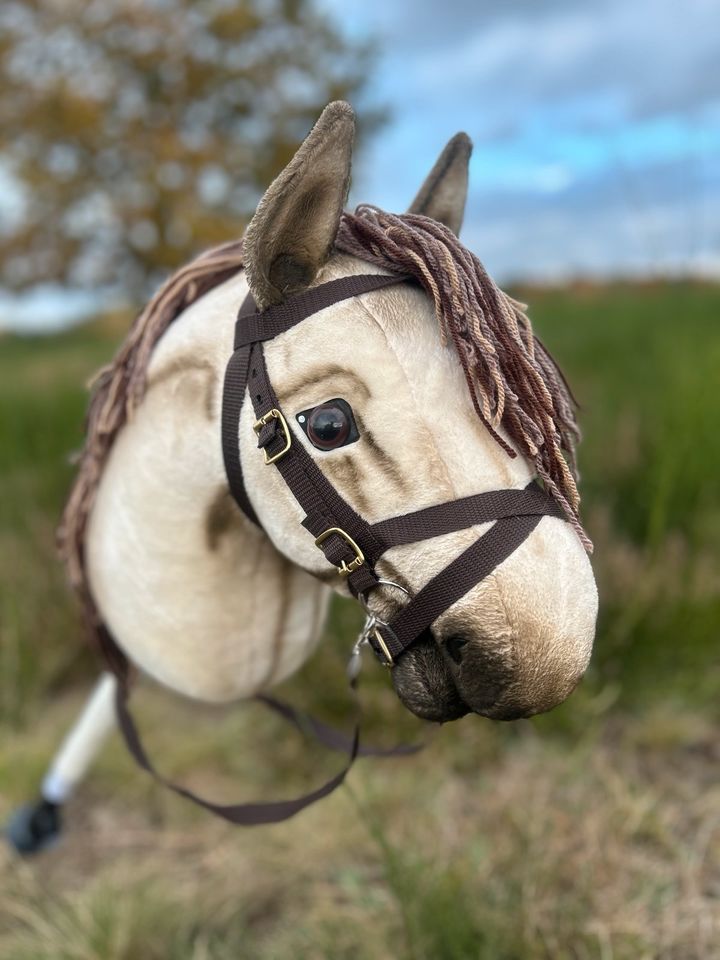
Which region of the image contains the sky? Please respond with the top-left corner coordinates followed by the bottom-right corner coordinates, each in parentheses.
top-left (1, 0), bottom-right (718, 331)
top-left (331, 0), bottom-right (720, 282)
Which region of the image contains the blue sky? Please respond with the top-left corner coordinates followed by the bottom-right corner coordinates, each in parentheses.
top-left (330, 0), bottom-right (720, 281)
top-left (1, 0), bottom-right (718, 331)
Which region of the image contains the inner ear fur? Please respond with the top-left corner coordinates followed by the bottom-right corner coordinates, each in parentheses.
top-left (408, 132), bottom-right (472, 236)
top-left (243, 101), bottom-right (355, 308)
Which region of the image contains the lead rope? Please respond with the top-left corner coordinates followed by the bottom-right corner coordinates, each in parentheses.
top-left (111, 614), bottom-right (421, 827)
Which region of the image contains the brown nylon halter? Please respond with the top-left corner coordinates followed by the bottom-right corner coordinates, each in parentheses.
top-left (222, 273), bottom-right (565, 666)
top-left (110, 272), bottom-right (568, 827)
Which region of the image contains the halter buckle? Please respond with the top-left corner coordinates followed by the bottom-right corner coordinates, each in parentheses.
top-left (253, 409), bottom-right (292, 464)
top-left (314, 527), bottom-right (365, 577)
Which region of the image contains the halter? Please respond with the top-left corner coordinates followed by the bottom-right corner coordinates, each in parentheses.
top-left (221, 273), bottom-right (566, 667)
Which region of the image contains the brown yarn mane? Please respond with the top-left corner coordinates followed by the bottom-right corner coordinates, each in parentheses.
top-left (336, 206), bottom-right (591, 551)
top-left (59, 205), bottom-right (591, 630)
top-left (58, 239), bottom-right (246, 632)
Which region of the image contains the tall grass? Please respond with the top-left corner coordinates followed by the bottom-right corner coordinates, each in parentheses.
top-left (528, 282), bottom-right (720, 717)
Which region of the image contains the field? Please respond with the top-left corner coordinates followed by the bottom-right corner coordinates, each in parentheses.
top-left (0, 282), bottom-right (718, 959)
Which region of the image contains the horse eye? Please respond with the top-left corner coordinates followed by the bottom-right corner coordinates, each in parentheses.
top-left (297, 398), bottom-right (359, 451)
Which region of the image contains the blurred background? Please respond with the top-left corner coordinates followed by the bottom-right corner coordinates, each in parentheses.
top-left (0, 1), bottom-right (718, 958)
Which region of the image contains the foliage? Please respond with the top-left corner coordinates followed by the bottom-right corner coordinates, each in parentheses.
top-left (0, 0), bottom-right (379, 295)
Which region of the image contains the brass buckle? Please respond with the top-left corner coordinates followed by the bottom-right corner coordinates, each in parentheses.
top-left (314, 527), bottom-right (365, 577)
top-left (253, 409), bottom-right (291, 464)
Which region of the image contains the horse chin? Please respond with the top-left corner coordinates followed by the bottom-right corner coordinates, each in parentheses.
top-left (391, 631), bottom-right (470, 722)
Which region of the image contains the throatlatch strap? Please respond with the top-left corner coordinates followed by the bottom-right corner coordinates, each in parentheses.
top-left (221, 341), bottom-right (259, 527)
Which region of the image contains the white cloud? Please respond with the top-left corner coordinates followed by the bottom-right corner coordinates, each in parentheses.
top-left (334, 0), bottom-right (720, 279)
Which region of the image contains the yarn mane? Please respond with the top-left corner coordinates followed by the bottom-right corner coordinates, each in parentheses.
top-left (336, 206), bottom-right (591, 551)
top-left (59, 239), bottom-right (246, 629)
top-left (60, 206), bottom-right (590, 631)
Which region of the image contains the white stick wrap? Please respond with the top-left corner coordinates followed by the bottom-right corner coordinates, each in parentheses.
top-left (42, 673), bottom-right (117, 804)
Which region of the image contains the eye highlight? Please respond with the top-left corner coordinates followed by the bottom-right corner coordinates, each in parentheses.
top-left (296, 398), bottom-right (359, 451)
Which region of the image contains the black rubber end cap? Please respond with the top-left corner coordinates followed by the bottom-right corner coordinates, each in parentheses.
top-left (6, 799), bottom-right (62, 855)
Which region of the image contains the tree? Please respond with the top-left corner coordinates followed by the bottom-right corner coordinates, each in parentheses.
top-left (0, 0), bottom-right (380, 296)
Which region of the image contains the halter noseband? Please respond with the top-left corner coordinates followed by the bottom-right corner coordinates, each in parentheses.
top-left (221, 273), bottom-right (565, 667)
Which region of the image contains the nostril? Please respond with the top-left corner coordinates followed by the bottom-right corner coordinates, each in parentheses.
top-left (444, 635), bottom-right (468, 665)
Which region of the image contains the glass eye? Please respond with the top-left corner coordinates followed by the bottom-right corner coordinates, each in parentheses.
top-left (297, 398), bottom-right (359, 451)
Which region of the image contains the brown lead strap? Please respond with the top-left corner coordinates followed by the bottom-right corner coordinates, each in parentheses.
top-left (104, 628), bottom-right (419, 827)
top-left (113, 678), bottom-right (362, 826)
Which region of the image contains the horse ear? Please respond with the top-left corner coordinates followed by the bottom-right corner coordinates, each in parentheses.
top-left (243, 101), bottom-right (355, 308)
top-left (408, 132), bottom-right (472, 236)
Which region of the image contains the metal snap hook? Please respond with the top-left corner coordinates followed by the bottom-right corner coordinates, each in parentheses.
top-left (358, 578), bottom-right (412, 616)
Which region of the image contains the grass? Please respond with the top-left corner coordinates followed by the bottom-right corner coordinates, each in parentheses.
top-left (526, 281), bottom-right (720, 716)
top-left (0, 691), bottom-right (717, 959)
top-left (0, 282), bottom-right (718, 957)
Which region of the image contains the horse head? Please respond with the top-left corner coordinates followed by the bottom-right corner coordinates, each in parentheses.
top-left (237, 102), bottom-right (598, 722)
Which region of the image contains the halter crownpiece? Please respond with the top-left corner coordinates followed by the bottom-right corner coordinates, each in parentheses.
top-left (222, 272), bottom-right (567, 668)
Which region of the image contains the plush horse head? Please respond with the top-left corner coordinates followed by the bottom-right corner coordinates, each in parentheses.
top-left (66, 102), bottom-right (597, 728)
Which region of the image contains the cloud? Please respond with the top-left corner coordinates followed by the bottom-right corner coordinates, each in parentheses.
top-left (329, 0), bottom-right (720, 279)
top-left (465, 152), bottom-right (720, 280)
top-left (4, 0), bottom-right (719, 332)
top-left (342, 0), bottom-right (719, 122)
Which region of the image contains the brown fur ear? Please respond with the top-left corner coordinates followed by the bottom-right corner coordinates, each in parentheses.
top-left (243, 101), bottom-right (355, 308)
top-left (408, 132), bottom-right (472, 236)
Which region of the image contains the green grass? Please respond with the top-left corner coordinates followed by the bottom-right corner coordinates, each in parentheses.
top-left (0, 283), bottom-right (718, 958)
top-left (527, 281), bottom-right (720, 717)
top-left (0, 324), bottom-right (117, 724)
top-left (528, 281), bottom-right (720, 548)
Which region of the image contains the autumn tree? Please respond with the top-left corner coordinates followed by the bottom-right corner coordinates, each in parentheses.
top-left (0, 0), bottom-right (379, 296)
